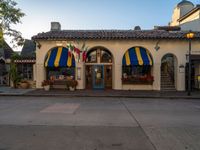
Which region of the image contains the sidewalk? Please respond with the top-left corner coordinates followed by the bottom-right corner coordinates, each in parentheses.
top-left (0, 86), bottom-right (35, 95)
top-left (1, 86), bottom-right (199, 99)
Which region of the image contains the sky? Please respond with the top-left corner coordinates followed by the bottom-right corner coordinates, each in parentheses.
top-left (8, 0), bottom-right (200, 50)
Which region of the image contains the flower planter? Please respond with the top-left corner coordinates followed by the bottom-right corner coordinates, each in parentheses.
top-left (20, 82), bottom-right (29, 89)
top-left (44, 85), bottom-right (50, 91)
top-left (69, 86), bottom-right (75, 91)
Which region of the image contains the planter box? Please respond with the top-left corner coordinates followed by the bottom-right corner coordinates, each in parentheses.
top-left (20, 82), bottom-right (29, 89)
top-left (44, 85), bottom-right (50, 91)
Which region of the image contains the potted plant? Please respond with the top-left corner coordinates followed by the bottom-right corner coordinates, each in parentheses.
top-left (146, 75), bottom-right (154, 84)
top-left (42, 80), bottom-right (51, 91)
top-left (9, 63), bottom-right (21, 88)
top-left (66, 80), bottom-right (78, 91)
top-left (20, 80), bottom-right (30, 89)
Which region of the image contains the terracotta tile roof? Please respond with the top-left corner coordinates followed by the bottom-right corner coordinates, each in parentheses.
top-left (32, 30), bottom-right (200, 40)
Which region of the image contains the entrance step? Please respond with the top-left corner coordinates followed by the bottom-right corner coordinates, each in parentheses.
top-left (161, 72), bottom-right (176, 91)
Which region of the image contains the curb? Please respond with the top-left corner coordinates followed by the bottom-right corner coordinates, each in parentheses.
top-left (0, 93), bottom-right (200, 99)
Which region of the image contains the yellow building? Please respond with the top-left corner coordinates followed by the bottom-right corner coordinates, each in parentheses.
top-left (170, 0), bottom-right (200, 31)
top-left (32, 22), bottom-right (200, 91)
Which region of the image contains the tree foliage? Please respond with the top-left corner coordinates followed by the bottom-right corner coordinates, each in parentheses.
top-left (9, 52), bottom-right (21, 88)
top-left (0, 0), bottom-right (25, 46)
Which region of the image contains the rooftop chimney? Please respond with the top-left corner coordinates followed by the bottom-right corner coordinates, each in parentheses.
top-left (51, 22), bottom-right (61, 31)
top-left (134, 26), bottom-right (141, 31)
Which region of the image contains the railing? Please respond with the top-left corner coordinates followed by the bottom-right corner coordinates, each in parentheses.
top-left (166, 64), bottom-right (174, 83)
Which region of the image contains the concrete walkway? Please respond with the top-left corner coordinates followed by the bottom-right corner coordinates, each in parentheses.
top-left (0, 86), bottom-right (200, 99)
top-left (0, 96), bottom-right (200, 150)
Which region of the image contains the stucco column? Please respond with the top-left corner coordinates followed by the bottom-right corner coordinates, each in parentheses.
top-left (36, 64), bottom-right (46, 88)
top-left (33, 64), bottom-right (36, 81)
top-left (176, 64), bottom-right (185, 91)
top-left (153, 63), bottom-right (161, 91)
top-left (113, 63), bottom-right (122, 90)
top-left (76, 62), bottom-right (85, 90)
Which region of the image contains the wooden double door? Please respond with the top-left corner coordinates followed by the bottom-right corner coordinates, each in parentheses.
top-left (86, 65), bottom-right (112, 89)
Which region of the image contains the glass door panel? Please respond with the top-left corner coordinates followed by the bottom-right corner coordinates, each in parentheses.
top-left (104, 65), bottom-right (112, 88)
top-left (93, 65), bottom-right (104, 89)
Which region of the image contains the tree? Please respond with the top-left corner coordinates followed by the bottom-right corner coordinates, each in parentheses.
top-left (0, 0), bottom-right (25, 47)
top-left (9, 52), bottom-right (21, 88)
top-left (9, 62), bottom-right (21, 88)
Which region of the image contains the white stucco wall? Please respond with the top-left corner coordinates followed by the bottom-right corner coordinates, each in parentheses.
top-left (180, 10), bottom-right (200, 24)
top-left (180, 19), bottom-right (200, 31)
top-left (35, 39), bottom-right (200, 91)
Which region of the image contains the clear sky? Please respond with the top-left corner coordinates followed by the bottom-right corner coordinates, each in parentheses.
top-left (12, 0), bottom-right (200, 40)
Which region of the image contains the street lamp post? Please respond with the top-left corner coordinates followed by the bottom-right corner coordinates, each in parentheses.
top-left (186, 30), bottom-right (195, 96)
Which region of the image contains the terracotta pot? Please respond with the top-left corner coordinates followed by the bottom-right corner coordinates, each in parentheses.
top-left (20, 82), bottom-right (29, 89)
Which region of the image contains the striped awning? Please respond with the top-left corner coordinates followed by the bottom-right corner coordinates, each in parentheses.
top-left (45, 47), bottom-right (75, 67)
top-left (122, 47), bottom-right (153, 66)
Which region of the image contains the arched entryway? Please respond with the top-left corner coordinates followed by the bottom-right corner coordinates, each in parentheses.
top-left (44, 47), bottom-right (76, 88)
top-left (161, 54), bottom-right (177, 91)
top-left (85, 47), bottom-right (113, 89)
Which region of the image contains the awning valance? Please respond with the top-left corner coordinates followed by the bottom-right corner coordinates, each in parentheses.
top-left (122, 47), bottom-right (153, 66)
top-left (45, 47), bottom-right (75, 67)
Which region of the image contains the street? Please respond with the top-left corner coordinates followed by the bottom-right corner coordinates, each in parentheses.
top-left (0, 96), bottom-right (200, 150)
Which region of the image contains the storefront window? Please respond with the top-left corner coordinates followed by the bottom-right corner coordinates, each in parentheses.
top-left (17, 63), bottom-right (33, 80)
top-left (122, 65), bottom-right (153, 84)
top-left (47, 67), bottom-right (75, 80)
top-left (86, 50), bottom-right (97, 63)
top-left (101, 50), bottom-right (112, 63)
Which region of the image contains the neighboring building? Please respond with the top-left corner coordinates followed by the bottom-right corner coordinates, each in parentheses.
top-left (14, 39), bottom-right (36, 88)
top-left (0, 41), bottom-right (14, 86)
top-left (32, 22), bottom-right (200, 91)
top-left (170, 0), bottom-right (200, 31)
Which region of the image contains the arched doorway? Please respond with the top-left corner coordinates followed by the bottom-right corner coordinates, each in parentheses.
top-left (161, 54), bottom-right (177, 91)
top-left (44, 47), bottom-right (76, 87)
top-left (85, 47), bottom-right (113, 89)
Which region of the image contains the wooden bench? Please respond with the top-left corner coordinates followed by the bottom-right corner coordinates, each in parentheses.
top-left (51, 80), bottom-right (67, 89)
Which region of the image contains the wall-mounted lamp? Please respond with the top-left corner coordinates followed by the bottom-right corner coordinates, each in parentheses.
top-left (154, 40), bottom-right (160, 51)
top-left (36, 41), bottom-right (41, 49)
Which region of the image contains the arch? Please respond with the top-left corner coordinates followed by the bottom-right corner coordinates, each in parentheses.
top-left (85, 46), bottom-right (113, 89)
top-left (44, 46), bottom-right (75, 68)
top-left (44, 47), bottom-right (76, 82)
top-left (86, 46), bottom-right (114, 63)
top-left (161, 53), bottom-right (178, 91)
top-left (122, 46), bottom-right (153, 66)
top-left (0, 57), bottom-right (5, 64)
top-left (121, 46), bottom-right (154, 85)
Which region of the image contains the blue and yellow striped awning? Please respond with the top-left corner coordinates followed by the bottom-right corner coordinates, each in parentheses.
top-left (122, 47), bottom-right (153, 66)
top-left (45, 47), bottom-right (75, 67)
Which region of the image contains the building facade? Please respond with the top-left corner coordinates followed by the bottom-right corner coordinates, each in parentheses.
top-left (170, 0), bottom-right (200, 31)
top-left (32, 22), bottom-right (200, 91)
top-left (0, 41), bottom-right (14, 86)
